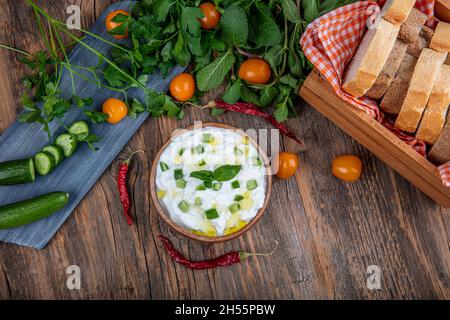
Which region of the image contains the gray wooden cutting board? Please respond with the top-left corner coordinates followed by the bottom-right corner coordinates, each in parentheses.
top-left (0, 1), bottom-right (185, 249)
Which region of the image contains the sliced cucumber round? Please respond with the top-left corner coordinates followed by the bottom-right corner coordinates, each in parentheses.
top-left (55, 133), bottom-right (78, 157)
top-left (68, 121), bottom-right (89, 140)
top-left (34, 151), bottom-right (56, 176)
top-left (42, 144), bottom-right (64, 166)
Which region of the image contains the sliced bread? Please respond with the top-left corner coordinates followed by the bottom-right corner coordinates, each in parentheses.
top-left (394, 48), bottom-right (447, 133)
top-left (381, 0), bottom-right (417, 26)
top-left (380, 54), bottom-right (417, 114)
top-left (429, 22), bottom-right (450, 53)
top-left (342, 19), bottom-right (400, 98)
top-left (406, 26), bottom-right (434, 58)
top-left (416, 65), bottom-right (450, 144)
top-left (366, 40), bottom-right (408, 100)
top-left (399, 8), bottom-right (428, 44)
top-left (429, 120), bottom-right (450, 164)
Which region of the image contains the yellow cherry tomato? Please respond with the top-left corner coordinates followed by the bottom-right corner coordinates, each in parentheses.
top-left (105, 10), bottom-right (129, 39)
top-left (275, 152), bottom-right (299, 179)
top-left (332, 155), bottom-right (362, 182)
top-left (102, 98), bottom-right (128, 124)
top-left (238, 58), bottom-right (272, 84)
top-left (198, 2), bottom-right (221, 30)
top-left (169, 73), bottom-right (196, 102)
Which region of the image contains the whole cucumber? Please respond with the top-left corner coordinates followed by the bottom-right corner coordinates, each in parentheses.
top-left (0, 192), bottom-right (69, 229)
top-left (0, 158), bottom-right (35, 185)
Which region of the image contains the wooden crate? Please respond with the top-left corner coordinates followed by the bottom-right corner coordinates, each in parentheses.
top-left (300, 70), bottom-right (450, 208)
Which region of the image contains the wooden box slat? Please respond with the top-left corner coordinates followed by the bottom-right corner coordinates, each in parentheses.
top-left (300, 70), bottom-right (450, 208)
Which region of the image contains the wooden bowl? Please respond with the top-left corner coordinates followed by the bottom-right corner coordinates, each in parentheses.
top-left (150, 122), bottom-right (272, 243)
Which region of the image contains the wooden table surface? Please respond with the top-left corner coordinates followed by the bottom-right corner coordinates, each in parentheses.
top-left (0, 0), bottom-right (449, 300)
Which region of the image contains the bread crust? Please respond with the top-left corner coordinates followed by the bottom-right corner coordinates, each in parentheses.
top-left (429, 120), bottom-right (450, 164)
top-left (430, 22), bottom-right (450, 53)
top-left (399, 8), bottom-right (427, 44)
top-left (395, 49), bottom-right (447, 133)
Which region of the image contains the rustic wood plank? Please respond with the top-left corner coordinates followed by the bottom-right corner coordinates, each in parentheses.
top-left (0, 0), bottom-right (449, 300)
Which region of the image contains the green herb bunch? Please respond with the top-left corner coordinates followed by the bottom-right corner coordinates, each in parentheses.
top-left (107, 0), bottom-right (358, 122)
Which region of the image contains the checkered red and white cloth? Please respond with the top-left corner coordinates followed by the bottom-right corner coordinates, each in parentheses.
top-left (300, 0), bottom-right (450, 187)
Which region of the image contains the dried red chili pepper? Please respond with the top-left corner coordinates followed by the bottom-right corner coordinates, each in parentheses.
top-left (117, 150), bottom-right (144, 225)
top-left (213, 100), bottom-right (305, 148)
top-left (158, 235), bottom-right (278, 269)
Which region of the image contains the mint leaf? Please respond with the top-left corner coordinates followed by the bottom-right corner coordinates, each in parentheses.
top-left (251, 2), bottom-right (282, 47)
top-left (282, 0), bottom-right (301, 23)
top-left (196, 50), bottom-right (235, 91)
top-left (190, 170), bottom-right (214, 182)
top-left (213, 165), bottom-right (241, 181)
top-left (260, 86), bottom-right (279, 107)
top-left (181, 7), bottom-right (203, 38)
top-left (263, 45), bottom-right (284, 69)
top-left (221, 4), bottom-right (248, 46)
top-left (240, 86), bottom-right (260, 105)
top-left (222, 79), bottom-right (241, 104)
top-left (275, 102), bottom-right (289, 122)
top-left (303, 0), bottom-right (319, 23)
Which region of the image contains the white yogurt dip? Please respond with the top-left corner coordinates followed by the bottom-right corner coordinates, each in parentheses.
top-left (155, 127), bottom-right (267, 236)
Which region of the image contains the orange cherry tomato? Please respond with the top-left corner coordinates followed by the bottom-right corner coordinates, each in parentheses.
top-left (238, 58), bottom-right (272, 84)
top-left (332, 155), bottom-right (362, 182)
top-left (198, 2), bottom-right (221, 30)
top-left (276, 152), bottom-right (299, 179)
top-left (102, 98), bottom-right (128, 124)
top-left (170, 73), bottom-right (196, 102)
top-left (105, 10), bottom-right (129, 39)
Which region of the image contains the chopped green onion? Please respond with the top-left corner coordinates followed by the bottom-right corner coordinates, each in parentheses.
top-left (202, 133), bottom-right (213, 143)
top-left (231, 180), bottom-right (240, 189)
top-left (160, 162), bottom-right (169, 172)
top-left (212, 182), bottom-right (222, 191)
top-left (194, 197), bottom-right (202, 206)
top-left (234, 195), bottom-right (244, 201)
top-left (205, 208), bottom-right (219, 220)
top-left (234, 147), bottom-right (243, 156)
top-left (196, 184), bottom-right (206, 190)
top-left (178, 200), bottom-right (190, 213)
top-left (176, 179), bottom-right (187, 189)
top-left (174, 169), bottom-right (183, 180)
top-left (204, 181), bottom-right (213, 188)
top-left (252, 157), bottom-right (262, 166)
top-left (178, 148), bottom-right (185, 156)
top-left (194, 144), bottom-right (204, 154)
top-left (229, 203), bottom-right (241, 213)
top-left (247, 179), bottom-right (258, 190)
top-left (198, 159), bottom-right (207, 167)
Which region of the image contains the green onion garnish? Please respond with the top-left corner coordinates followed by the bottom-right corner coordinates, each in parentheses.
top-left (160, 162), bottom-right (169, 172)
top-left (247, 179), bottom-right (258, 190)
top-left (194, 197), bottom-right (202, 206)
top-left (174, 169), bottom-right (183, 180)
top-left (178, 200), bottom-right (190, 213)
top-left (229, 203), bottom-right (241, 213)
top-left (205, 208), bottom-right (219, 220)
top-left (212, 182), bottom-right (222, 191)
top-left (176, 179), bottom-right (187, 189)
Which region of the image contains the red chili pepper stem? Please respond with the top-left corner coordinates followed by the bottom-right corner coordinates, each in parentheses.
top-left (123, 149), bottom-right (144, 165)
top-left (239, 240), bottom-right (279, 260)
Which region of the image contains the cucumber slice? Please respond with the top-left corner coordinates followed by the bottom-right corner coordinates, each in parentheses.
top-left (55, 133), bottom-right (78, 157)
top-left (68, 121), bottom-right (89, 139)
top-left (42, 144), bottom-right (64, 166)
top-left (0, 158), bottom-right (35, 185)
top-left (0, 192), bottom-right (69, 229)
top-left (34, 151), bottom-right (56, 176)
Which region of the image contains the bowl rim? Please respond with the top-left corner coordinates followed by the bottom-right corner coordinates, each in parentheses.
top-left (149, 122), bottom-right (273, 243)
